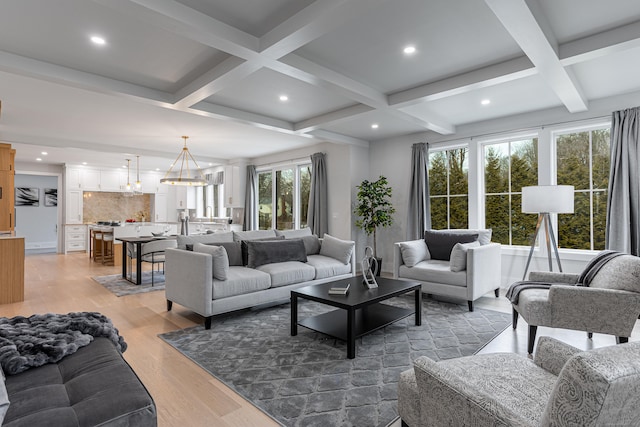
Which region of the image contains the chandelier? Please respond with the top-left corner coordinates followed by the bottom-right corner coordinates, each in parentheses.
top-left (124, 159), bottom-right (134, 197)
top-left (160, 136), bottom-right (207, 186)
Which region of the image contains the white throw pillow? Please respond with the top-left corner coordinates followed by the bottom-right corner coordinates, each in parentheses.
top-left (399, 240), bottom-right (430, 267)
top-left (194, 243), bottom-right (229, 280)
top-left (320, 234), bottom-right (355, 265)
top-left (449, 241), bottom-right (480, 272)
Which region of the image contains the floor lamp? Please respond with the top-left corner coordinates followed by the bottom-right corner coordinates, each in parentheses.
top-left (521, 185), bottom-right (574, 280)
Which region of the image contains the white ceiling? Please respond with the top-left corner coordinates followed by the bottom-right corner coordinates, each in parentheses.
top-left (1, 0), bottom-right (640, 170)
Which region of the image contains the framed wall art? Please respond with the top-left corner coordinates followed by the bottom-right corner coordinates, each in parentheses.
top-left (15, 187), bottom-right (39, 207)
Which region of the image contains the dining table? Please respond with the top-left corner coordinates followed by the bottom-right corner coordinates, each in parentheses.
top-left (116, 235), bottom-right (176, 285)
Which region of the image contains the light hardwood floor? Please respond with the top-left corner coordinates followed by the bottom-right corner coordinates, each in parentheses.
top-left (2, 253), bottom-right (638, 427)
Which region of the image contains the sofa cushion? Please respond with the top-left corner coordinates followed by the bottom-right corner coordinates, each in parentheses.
top-left (193, 243), bottom-right (229, 280)
top-left (233, 229), bottom-right (277, 242)
top-left (424, 230), bottom-right (478, 261)
top-left (449, 241), bottom-right (481, 272)
top-left (0, 367), bottom-right (8, 424)
top-left (177, 232), bottom-right (233, 250)
top-left (274, 227), bottom-right (312, 238)
top-left (588, 254), bottom-right (640, 293)
top-left (399, 239), bottom-right (430, 267)
top-left (306, 254), bottom-right (352, 280)
top-left (3, 337), bottom-right (156, 427)
top-left (399, 260), bottom-right (467, 287)
top-left (256, 261), bottom-right (316, 287)
top-left (319, 234), bottom-right (355, 265)
top-left (245, 239), bottom-right (307, 268)
top-left (206, 241), bottom-right (243, 266)
top-left (241, 236), bottom-right (285, 265)
top-left (212, 267), bottom-right (271, 299)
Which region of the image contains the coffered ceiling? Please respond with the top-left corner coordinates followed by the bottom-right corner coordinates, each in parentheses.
top-left (1, 0), bottom-right (640, 170)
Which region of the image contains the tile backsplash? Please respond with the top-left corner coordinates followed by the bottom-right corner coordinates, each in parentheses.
top-left (83, 192), bottom-right (151, 223)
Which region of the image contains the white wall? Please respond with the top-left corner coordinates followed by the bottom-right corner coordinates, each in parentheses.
top-left (14, 174), bottom-right (59, 253)
top-left (369, 90), bottom-right (640, 280)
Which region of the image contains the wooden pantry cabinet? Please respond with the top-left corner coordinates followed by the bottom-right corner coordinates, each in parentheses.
top-left (0, 143), bottom-right (15, 231)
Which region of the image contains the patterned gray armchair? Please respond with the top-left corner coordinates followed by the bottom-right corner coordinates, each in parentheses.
top-left (398, 337), bottom-right (640, 427)
top-left (512, 253), bottom-right (640, 354)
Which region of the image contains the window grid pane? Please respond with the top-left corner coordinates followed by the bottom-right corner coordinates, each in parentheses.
top-left (429, 148), bottom-right (468, 230)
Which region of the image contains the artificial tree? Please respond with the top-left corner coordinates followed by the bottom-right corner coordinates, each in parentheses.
top-left (354, 176), bottom-right (395, 262)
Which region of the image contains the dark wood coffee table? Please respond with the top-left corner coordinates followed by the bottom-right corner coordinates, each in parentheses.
top-left (291, 276), bottom-right (422, 358)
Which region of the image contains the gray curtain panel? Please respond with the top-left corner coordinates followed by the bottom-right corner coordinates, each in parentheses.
top-left (406, 142), bottom-right (431, 240)
top-left (308, 152), bottom-right (328, 237)
top-left (243, 165), bottom-right (258, 231)
top-left (606, 106), bottom-right (640, 255)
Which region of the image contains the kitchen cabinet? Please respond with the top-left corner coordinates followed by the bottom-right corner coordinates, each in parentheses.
top-left (224, 165), bottom-right (245, 207)
top-left (0, 144), bottom-right (15, 231)
top-left (175, 186), bottom-right (196, 209)
top-left (100, 170), bottom-right (123, 192)
top-left (153, 193), bottom-right (168, 222)
top-left (141, 172), bottom-right (163, 194)
top-left (0, 237), bottom-right (24, 303)
top-left (66, 167), bottom-right (100, 190)
top-left (65, 224), bottom-right (87, 252)
top-left (66, 190), bottom-right (83, 224)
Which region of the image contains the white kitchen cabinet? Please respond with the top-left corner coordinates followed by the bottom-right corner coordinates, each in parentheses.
top-left (65, 190), bottom-right (83, 224)
top-left (82, 169), bottom-right (100, 191)
top-left (66, 168), bottom-right (82, 190)
top-left (65, 224), bottom-right (87, 253)
top-left (224, 165), bottom-right (245, 207)
top-left (99, 170), bottom-right (123, 191)
top-left (141, 172), bottom-right (163, 194)
top-left (175, 186), bottom-right (196, 209)
top-left (153, 193), bottom-right (168, 222)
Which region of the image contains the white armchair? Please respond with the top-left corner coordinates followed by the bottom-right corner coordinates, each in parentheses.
top-left (393, 229), bottom-right (501, 311)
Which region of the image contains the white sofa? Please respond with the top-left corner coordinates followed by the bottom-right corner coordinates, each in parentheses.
top-left (393, 229), bottom-right (501, 311)
top-left (165, 229), bottom-right (355, 328)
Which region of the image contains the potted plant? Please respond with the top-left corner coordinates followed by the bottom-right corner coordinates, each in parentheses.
top-left (354, 176), bottom-right (395, 275)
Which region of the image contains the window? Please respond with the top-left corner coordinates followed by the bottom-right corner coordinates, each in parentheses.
top-left (429, 147), bottom-right (469, 229)
top-left (555, 127), bottom-right (610, 250)
top-left (483, 138), bottom-right (538, 245)
top-left (257, 163), bottom-right (312, 230)
top-left (195, 182), bottom-right (223, 218)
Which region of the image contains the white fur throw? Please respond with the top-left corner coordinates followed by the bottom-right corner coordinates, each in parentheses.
top-left (0, 312), bottom-right (126, 375)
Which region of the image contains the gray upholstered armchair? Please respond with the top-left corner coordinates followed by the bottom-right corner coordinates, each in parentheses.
top-left (512, 253), bottom-right (640, 354)
top-left (398, 336), bottom-right (640, 427)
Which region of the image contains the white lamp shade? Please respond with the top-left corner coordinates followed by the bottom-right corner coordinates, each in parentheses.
top-left (521, 185), bottom-right (574, 214)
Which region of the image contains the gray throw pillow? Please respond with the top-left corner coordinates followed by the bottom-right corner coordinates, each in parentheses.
top-left (246, 239), bottom-right (307, 268)
top-left (177, 232), bottom-right (233, 250)
top-left (207, 241), bottom-right (242, 266)
top-left (319, 234), bottom-right (355, 265)
top-left (241, 236), bottom-right (285, 265)
top-left (193, 243), bottom-right (229, 280)
top-left (399, 239), bottom-right (430, 267)
top-left (449, 241), bottom-right (480, 272)
top-left (424, 230), bottom-right (478, 261)
top-left (300, 235), bottom-right (321, 255)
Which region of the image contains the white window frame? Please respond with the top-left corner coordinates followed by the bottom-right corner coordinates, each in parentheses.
top-left (428, 145), bottom-right (470, 229)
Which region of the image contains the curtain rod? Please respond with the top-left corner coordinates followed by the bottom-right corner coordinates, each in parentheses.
top-left (429, 114), bottom-right (611, 145)
top-left (256, 155), bottom-right (312, 170)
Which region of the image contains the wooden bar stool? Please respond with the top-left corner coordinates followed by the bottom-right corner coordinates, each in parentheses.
top-left (101, 231), bottom-right (114, 265)
top-left (93, 231), bottom-right (103, 262)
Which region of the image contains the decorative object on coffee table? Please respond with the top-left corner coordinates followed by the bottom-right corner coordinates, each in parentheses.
top-left (361, 246), bottom-right (378, 289)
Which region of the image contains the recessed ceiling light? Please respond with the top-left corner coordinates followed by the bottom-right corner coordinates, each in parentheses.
top-left (371, 123), bottom-right (379, 129)
top-left (403, 45), bottom-right (416, 55)
top-left (208, 163), bottom-right (213, 166)
top-left (82, 162), bottom-right (87, 165)
top-left (481, 99), bottom-right (491, 105)
top-left (41, 151), bottom-right (48, 155)
top-left (155, 168), bottom-right (160, 171)
top-left (36, 158), bottom-right (42, 162)
top-left (90, 35), bottom-right (106, 45)
top-left (279, 95), bottom-right (289, 102)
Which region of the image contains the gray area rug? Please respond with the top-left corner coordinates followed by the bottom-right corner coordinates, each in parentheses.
top-left (159, 295), bottom-right (511, 427)
top-left (91, 272), bottom-right (165, 297)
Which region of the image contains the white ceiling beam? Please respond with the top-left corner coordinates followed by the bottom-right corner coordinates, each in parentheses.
top-left (0, 50), bottom-right (173, 106)
top-left (294, 104), bottom-right (374, 133)
top-left (559, 20), bottom-right (640, 65)
top-left (307, 129), bottom-right (369, 147)
top-left (389, 56), bottom-right (536, 107)
top-left (388, 109), bottom-right (455, 135)
top-left (189, 102), bottom-right (294, 133)
top-left (484, 0), bottom-right (588, 112)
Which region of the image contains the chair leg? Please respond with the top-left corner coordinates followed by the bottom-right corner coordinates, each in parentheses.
top-left (494, 288), bottom-right (500, 297)
top-left (512, 308), bottom-right (518, 329)
top-left (528, 325), bottom-right (538, 354)
top-left (617, 336), bottom-right (629, 344)
top-left (587, 332), bottom-right (593, 339)
top-left (204, 316), bottom-right (212, 330)
top-left (467, 301), bottom-right (474, 312)
top-left (401, 420), bottom-right (409, 427)
top-left (167, 300), bottom-right (173, 311)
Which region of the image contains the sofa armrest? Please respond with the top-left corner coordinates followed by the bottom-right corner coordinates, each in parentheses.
top-left (534, 336), bottom-right (582, 376)
top-left (529, 271), bottom-right (580, 283)
top-left (466, 243), bottom-right (501, 299)
top-left (548, 285), bottom-right (640, 335)
top-left (393, 242), bottom-right (405, 279)
top-left (412, 356), bottom-right (529, 426)
top-left (165, 248), bottom-right (213, 317)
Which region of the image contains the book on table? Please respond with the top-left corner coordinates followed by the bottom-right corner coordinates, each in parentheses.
top-left (328, 283), bottom-right (350, 295)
